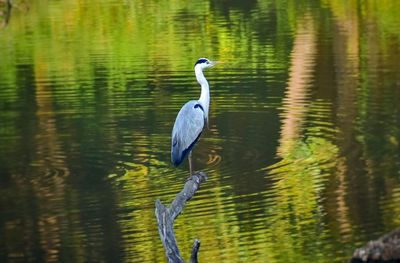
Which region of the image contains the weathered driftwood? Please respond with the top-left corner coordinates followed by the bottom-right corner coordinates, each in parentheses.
top-left (155, 171), bottom-right (208, 263)
top-left (351, 228), bottom-right (400, 263)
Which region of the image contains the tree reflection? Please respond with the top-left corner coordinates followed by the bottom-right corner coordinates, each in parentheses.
top-left (264, 13), bottom-right (341, 261)
top-left (0, 0), bottom-right (399, 262)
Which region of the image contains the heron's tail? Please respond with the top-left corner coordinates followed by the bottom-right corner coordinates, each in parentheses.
top-left (171, 132), bottom-right (203, 167)
top-left (171, 143), bottom-right (184, 166)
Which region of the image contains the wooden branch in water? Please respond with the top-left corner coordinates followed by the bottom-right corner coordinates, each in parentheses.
top-left (155, 171), bottom-right (208, 263)
top-left (351, 228), bottom-right (400, 263)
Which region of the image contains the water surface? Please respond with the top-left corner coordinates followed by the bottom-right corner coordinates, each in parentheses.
top-left (0, 0), bottom-right (400, 262)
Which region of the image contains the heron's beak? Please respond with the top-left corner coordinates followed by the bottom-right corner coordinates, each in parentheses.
top-left (211, 61), bottom-right (223, 66)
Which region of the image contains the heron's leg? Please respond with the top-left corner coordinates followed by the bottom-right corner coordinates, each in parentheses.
top-left (188, 151), bottom-right (193, 176)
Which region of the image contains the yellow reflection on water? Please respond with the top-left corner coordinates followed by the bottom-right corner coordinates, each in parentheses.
top-left (112, 163), bottom-right (165, 262)
top-left (1, 0), bottom-right (400, 262)
top-left (262, 14), bottom-right (341, 262)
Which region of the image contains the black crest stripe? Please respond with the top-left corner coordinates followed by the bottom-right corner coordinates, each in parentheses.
top-left (194, 58), bottom-right (208, 66)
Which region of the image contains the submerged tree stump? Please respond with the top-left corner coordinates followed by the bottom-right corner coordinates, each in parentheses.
top-left (155, 171), bottom-right (208, 263)
top-left (351, 228), bottom-right (400, 263)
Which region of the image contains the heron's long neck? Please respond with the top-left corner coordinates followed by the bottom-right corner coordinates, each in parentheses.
top-left (195, 66), bottom-right (210, 123)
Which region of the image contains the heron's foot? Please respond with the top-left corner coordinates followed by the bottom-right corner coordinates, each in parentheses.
top-left (185, 172), bottom-right (195, 182)
top-left (185, 171), bottom-right (208, 184)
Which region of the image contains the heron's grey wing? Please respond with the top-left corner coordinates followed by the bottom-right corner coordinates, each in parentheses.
top-left (171, 101), bottom-right (205, 166)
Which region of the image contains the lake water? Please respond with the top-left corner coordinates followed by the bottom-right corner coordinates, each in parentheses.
top-left (0, 0), bottom-right (399, 262)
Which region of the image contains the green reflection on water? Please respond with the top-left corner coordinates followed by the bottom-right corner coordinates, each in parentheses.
top-left (0, 0), bottom-right (400, 262)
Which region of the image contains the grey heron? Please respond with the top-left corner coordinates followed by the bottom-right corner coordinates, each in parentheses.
top-left (171, 58), bottom-right (219, 176)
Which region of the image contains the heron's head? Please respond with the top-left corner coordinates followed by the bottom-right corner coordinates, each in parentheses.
top-left (194, 58), bottom-right (218, 70)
